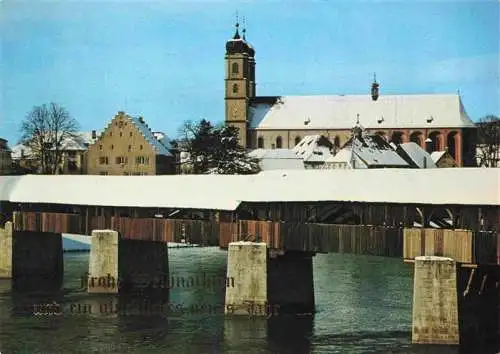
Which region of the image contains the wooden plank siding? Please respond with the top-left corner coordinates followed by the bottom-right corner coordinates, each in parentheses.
top-left (403, 228), bottom-right (498, 265)
top-left (11, 211), bottom-right (498, 263)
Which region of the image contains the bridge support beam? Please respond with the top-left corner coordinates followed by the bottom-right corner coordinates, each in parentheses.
top-left (0, 222), bottom-right (13, 278)
top-left (224, 242), bottom-right (314, 317)
top-left (88, 230), bottom-right (169, 296)
top-left (412, 256), bottom-right (459, 345)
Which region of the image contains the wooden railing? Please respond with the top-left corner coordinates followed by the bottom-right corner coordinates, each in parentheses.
top-left (403, 228), bottom-right (498, 265)
top-left (11, 212), bottom-right (499, 264)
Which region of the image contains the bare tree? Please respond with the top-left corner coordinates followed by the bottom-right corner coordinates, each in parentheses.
top-left (20, 103), bottom-right (79, 174)
top-left (476, 115), bottom-right (500, 167)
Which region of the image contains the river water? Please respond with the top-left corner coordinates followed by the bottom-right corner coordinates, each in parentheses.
top-left (0, 249), bottom-right (493, 353)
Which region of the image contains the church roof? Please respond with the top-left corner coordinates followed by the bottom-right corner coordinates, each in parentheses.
top-left (249, 94), bottom-right (475, 130)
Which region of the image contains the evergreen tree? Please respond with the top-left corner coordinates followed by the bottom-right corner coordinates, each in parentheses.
top-left (177, 119), bottom-right (260, 174)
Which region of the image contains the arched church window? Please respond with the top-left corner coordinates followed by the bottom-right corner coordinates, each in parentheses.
top-left (232, 62), bottom-right (239, 74)
top-left (258, 137), bottom-right (264, 148)
top-left (276, 136), bottom-right (283, 148)
top-left (232, 83), bottom-right (238, 93)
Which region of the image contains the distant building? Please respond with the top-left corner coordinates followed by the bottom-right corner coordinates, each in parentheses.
top-left (223, 22), bottom-right (476, 166)
top-left (324, 124), bottom-right (409, 169)
top-left (248, 149), bottom-right (304, 171)
top-left (0, 138), bottom-right (12, 175)
top-left (292, 135), bottom-right (334, 169)
top-left (11, 132), bottom-right (98, 174)
top-left (431, 150), bottom-right (457, 168)
top-left (85, 111), bottom-right (175, 175)
top-left (396, 142), bottom-right (436, 169)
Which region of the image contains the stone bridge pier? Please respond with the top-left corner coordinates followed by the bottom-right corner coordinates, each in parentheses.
top-left (224, 241), bottom-right (315, 317)
top-left (87, 230), bottom-right (169, 297)
top-left (412, 256), bottom-right (499, 348)
top-left (0, 221), bottom-right (63, 290)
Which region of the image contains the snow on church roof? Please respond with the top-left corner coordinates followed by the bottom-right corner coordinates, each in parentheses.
top-left (249, 94), bottom-right (475, 130)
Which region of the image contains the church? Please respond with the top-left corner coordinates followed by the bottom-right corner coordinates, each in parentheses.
top-left (224, 22), bottom-right (477, 167)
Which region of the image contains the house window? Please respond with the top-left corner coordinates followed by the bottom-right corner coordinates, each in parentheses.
top-left (135, 156), bottom-right (146, 164)
top-left (257, 137), bottom-right (264, 148)
top-left (111, 144), bottom-right (114, 150)
top-left (140, 145), bottom-right (143, 150)
top-left (116, 156), bottom-right (127, 164)
top-left (120, 132), bottom-right (123, 137)
top-left (276, 136), bottom-right (283, 148)
top-left (128, 145), bottom-right (132, 152)
top-left (232, 62), bottom-right (239, 74)
top-left (232, 83), bottom-right (238, 93)
top-left (130, 132), bottom-right (133, 137)
top-left (99, 145), bottom-right (103, 151)
top-left (99, 156), bottom-right (109, 165)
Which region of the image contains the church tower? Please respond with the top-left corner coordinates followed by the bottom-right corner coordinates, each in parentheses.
top-left (225, 19), bottom-right (256, 147)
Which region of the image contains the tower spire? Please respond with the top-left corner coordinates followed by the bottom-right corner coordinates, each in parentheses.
top-left (242, 16), bottom-right (246, 40)
top-left (371, 72), bottom-right (380, 101)
top-left (233, 11), bottom-right (240, 39)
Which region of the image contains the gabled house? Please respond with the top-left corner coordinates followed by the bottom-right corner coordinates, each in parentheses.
top-left (85, 111), bottom-right (175, 175)
top-left (396, 142), bottom-right (436, 168)
top-left (324, 124), bottom-right (409, 169)
top-left (293, 135), bottom-right (334, 169)
top-left (11, 132), bottom-right (99, 174)
top-left (249, 148), bottom-right (304, 171)
top-left (0, 138), bottom-right (12, 175)
top-left (431, 150), bottom-right (457, 168)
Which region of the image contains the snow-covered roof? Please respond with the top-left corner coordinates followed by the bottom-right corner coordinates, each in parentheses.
top-left (246, 168), bottom-right (499, 206)
top-left (130, 117), bottom-right (171, 156)
top-left (249, 94), bottom-right (474, 130)
top-left (2, 174), bottom-right (245, 210)
top-left (10, 144), bottom-right (33, 160)
top-left (10, 131), bottom-right (101, 158)
top-left (341, 133), bottom-right (409, 167)
top-left (1, 169), bottom-right (498, 208)
top-left (303, 146), bottom-right (333, 163)
top-left (398, 142), bottom-right (436, 168)
top-left (249, 149), bottom-right (302, 160)
top-left (292, 135), bottom-right (333, 163)
top-left (431, 151), bottom-right (447, 163)
top-left (0, 176), bottom-right (21, 201)
top-left (326, 148), bottom-right (367, 168)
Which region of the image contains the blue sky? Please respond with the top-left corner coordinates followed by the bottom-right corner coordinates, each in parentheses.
top-left (1, 0), bottom-right (499, 145)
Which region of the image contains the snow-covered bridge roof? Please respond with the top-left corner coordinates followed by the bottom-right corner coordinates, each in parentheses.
top-left (0, 168), bottom-right (498, 209)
